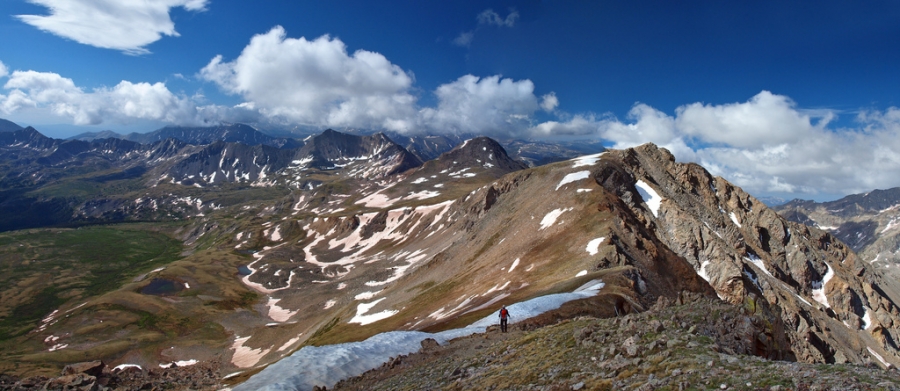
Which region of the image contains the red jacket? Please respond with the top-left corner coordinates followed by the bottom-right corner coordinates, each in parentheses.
top-left (499, 308), bottom-right (509, 319)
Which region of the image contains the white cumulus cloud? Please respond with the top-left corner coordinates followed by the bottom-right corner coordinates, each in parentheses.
top-left (540, 92), bottom-right (559, 112)
top-left (420, 75), bottom-right (539, 137)
top-left (530, 91), bottom-right (900, 198)
top-left (0, 61), bottom-right (8, 79)
top-left (200, 26), bottom-right (418, 132)
top-left (674, 91), bottom-right (830, 148)
top-left (0, 69), bottom-right (220, 125)
top-left (17, 0), bottom-right (208, 55)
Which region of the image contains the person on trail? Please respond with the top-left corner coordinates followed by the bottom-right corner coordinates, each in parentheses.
top-left (499, 305), bottom-right (510, 333)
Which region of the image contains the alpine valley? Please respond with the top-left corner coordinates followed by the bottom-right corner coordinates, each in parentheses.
top-left (1, 119), bottom-right (900, 390)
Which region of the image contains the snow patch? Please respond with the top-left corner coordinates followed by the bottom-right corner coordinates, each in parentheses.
top-left (159, 359), bottom-right (198, 368)
top-left (231, 336), bottom-right (272, 368)
top-left (586, 237), bottom-right (605, 255)
top-left (508, 258), bottom-right (520, 273)
top-left (868, 347), bottom-right (890, 368)
top-left (540, 208), bottom-right (573, 230)
top-left (730, 212), bottom-right (742, 228)
top-left (863, 307), bottom-right (873, 330)
top-left (811, 262), bottom-right (834, 309)
top-left (556, 170), bottom-right (591, 190)
top-left (634, 180), bottom-right (662, 217)
top-left (349, 298), bottom-right (398, 325)
top-left (113, 364), bottom-right (142, 372)
top-left (576, 270), bottom-right (588, 277)
top-left (571, 152), bottom-right (605, 167)
top-left (267, 297), bottom-right (299, 322)
top-left (744, 253), bottom-right (773, 277)
top-left (278, 336), bottom-right (302, 352)
top-left (354, 291), bottom-right (381, 301)
top-left (697, 260), bottom-right (712, 283)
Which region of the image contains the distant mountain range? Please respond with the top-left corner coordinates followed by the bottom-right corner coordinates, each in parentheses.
top-left (775, 188), bottom-right (900, 265)
top-left (70, 123), bottom-right (304, 149)
top-left (69, 123), bottom-right (606, 168)
top-left (0, 118), bottom-right (23, 132)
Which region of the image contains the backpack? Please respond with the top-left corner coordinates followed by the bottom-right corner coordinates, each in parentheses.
top-left (500, 308), bottom-right (509, 318)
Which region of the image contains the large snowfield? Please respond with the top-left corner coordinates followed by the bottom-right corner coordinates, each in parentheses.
top-left (232, 280), bottom-right (605, 391)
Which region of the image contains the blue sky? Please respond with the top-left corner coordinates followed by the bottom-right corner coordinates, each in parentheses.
top-left (1, 0), bottom-right (900, 200)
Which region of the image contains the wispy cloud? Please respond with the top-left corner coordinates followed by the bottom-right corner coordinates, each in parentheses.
top-left (477, 9), bottom-right (519, 27)
top-left (453, 8), bottom-right (519, 48)
top-left (452, 31), bottom-right (474, 47)
top-left (16, 0), bottom-right (209, 55)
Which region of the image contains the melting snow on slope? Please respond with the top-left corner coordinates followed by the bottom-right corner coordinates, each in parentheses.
top-left (811, 262), bottom-right (834, 308)
top-left (868, 347), bottom-right (890, 368)
top-left (881, 217), bottom-right (900, 234)
top-left (279, 335), bottom-right (302, 352)
top-left (349, 298), bottom-right (398, 325)
top-left (231, 336), bottom-right (272, 368)
top-left (571, 153), bottom-right (604, 168)
top-left (540, 208), bottom-right (573, 230)
top-left (508, 258), bottom-right (520, 273)
top-left (159, 360), bottom-right (198, 368)
top-left (406, 190), bottom-right (440, 200)
top-left (634, 180), bottom-right (662, 217)
top-left (556, 171), bottom-right (591, 190)
top-left (862, 307), bottom-right (873, 330)
top-left (586, 237), bottom-right (605, 255)
top-left (697, 260), bottom-right (712, 283)
top-left (234, 281), bottom-right (605, 391)
top-left (113, 364), bottom-right (142, 371)
top-left (267, 297), bottom-right (299, 322)
top-left (354, 291), bottom-right (381, 301)
top-left (355, 187), bottom-right (398, 208)
top-left (576, 270), bottom-right (588, 277)
top-left (270, 226), bottom-right (282, 242)
top-left (744, 253), bottom-right (773, 277)
top-left (730, 212), bottom-right (742, 228)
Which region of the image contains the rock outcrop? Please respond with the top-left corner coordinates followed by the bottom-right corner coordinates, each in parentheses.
top-left (597, 144), bottom-right (900, 367)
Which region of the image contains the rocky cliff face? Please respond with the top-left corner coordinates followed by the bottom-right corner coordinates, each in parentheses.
top-left (776, 188), bottom-right (900, 268)
top-left (597, 144), bottom-right (900, 366)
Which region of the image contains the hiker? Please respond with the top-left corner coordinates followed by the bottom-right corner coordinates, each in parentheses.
top-left (499, 305), bottom-right (510, 332)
